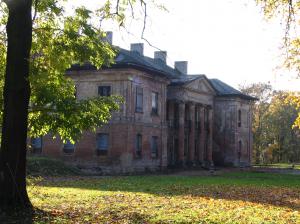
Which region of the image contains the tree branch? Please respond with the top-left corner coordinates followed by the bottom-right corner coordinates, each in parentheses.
top-left (32, 0), bottom-right (39, 23)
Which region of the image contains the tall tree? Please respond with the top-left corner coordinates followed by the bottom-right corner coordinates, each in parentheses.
top-left (239, 82), bottom-right (273, 163)
top-left (265, 91), bottom-right (300, 162)
top-left (0, 0), bottom-right (155, 209)
top-left (240, 83), bottom-right (300, 163)
top-left (0, 0), bottom-right (33, 208)
top-left (256, 0), bottom-right (300, 126)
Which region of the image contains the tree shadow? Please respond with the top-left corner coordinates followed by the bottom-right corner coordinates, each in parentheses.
top-left (0, 207), bottom-right (59, 224)
top-left (34, 173), bottom-right (300, 211)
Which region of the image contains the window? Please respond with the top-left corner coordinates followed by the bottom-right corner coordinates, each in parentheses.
top-left (96, 133), bottom-right (109, 155)
top-left (136, 87), bottom-right (143, 112)
top-left (238, 140), bottom-right (242, 161)
top-left (31, 137), bottom-right (42, 154)
top-left (246, 140), bottom-right (249, 159)
top-left (98, 86), bottom-right (111, 96)
top-left (238, 109), bottom-right (242, 127)
top-left (151, 92), bottom-right (158, 115)
top-left (63, 140), bottom-right (75, 154)
top-left (135, 134), bottom-right (142, 158)
top-left (151, 136), bottom-right (158, 158)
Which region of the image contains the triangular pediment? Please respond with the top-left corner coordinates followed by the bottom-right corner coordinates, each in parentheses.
top-left (185, 77), bottom-right (216, 95)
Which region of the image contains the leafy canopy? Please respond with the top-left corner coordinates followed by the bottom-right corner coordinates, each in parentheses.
top-left (0, 0), bottom-right (141, 142)
top-left (256, 0), bottom-right (300, 131)
top-left (240, 83), bottom-right (300, 163)
top-left (256, 0), bottom-right (300, 72)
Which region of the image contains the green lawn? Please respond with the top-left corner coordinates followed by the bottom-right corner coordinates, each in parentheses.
top-left (14, 171), bottom-right (299, 224)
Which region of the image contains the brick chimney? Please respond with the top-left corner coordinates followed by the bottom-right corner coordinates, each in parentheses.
top-left (154, 51), bottom-right (167, 64)
top-left (175, 61), bottom-right (188, 75)
top-left (130, 43), bottom-right (144, 56)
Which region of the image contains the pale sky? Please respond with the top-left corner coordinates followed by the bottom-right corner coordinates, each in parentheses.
top-left (70, 0), bottom-right (300, 91)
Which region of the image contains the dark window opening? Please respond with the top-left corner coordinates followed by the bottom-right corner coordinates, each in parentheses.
top-left (151, 136), bottom-right (158, 158)
top-left (135, 134), bottom-right (142, 158)
top-left (31, 137), bottom-right (42, 154)
top-left (98, 86), bottom-right (111, 96)
top-left (96, 133), bottom-right (109, 156)
top-left (151, 92), bottom-right (158, 115)
top-left (63, 140), bottom-right (75, 154)
top-left (238, 109), bottom-right (242, 127)
top-left (238, 140), bottom-right (242, 161)
top-left (136, 87), bottom-right (143, 112)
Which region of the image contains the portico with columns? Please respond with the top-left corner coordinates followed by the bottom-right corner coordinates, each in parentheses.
top-left (167, 72), bottom-right (216, 168)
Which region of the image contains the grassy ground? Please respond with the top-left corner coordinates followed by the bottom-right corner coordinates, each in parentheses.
top-left (19, 171), bottom-right (300, 223)
top-left (1, 158), bottom-right (299, 223)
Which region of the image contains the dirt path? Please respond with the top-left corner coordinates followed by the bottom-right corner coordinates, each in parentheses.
top-left (168, 167), bottom-right (300, 176)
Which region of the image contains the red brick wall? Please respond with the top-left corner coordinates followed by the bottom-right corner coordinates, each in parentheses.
top-left (37, 68), bottom-right (169, 173)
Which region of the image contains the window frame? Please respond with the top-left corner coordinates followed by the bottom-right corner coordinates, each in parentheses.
top-left (151, 136), bottom-right (159, 158)
top-left (63, 139), bottom-right (75, 154)
top-left (31, 137), bottom-right (43, 154)
top-left (135, 86), bottom-right (143, 113)
top-left (98, 85), bottom-right (111, 97)
top-left (238, 140), bottom-right (242, 161)
top-left (151, 92), bottom-right (159, 115)
top-left (135, 134), bottom-right (142, 158)
top-left (238, 109), bottom-right (242, 127)
top-left (96, 133), bottom-right (109, 156)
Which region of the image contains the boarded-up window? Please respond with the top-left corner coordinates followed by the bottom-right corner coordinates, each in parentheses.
top-left (136, 87), bottom-right (143, 112)
top-left (98, 86), bottom-right (111, 96)
top-left (96, 133), bottom-right (109, 155)
top-left (151, 136), bottom-right (158, 158)
top-left (63, 140), bottom-right (75, 154)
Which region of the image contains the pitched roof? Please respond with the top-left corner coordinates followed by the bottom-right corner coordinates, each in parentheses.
top-left (209, 79), bottom-right (257, 100)
top-left (69, 46), bottom-right (255, 100)
top-left (113, 47), bottom-right (182, 78)
top-left (169, 75), bottom-right (205, 86)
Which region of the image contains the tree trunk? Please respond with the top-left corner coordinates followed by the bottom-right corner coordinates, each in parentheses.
top-left (0, 0), bottom-right (32, 209)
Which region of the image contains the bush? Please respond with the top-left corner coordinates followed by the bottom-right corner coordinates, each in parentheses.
top-left (27, 156), bottom-right (81, 176)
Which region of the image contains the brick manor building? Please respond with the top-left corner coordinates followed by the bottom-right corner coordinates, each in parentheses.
top-left (30, 33), bottom-right (256, 173)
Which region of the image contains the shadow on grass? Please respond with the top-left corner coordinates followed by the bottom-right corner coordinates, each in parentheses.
top-left (0, 207), bottom-right (61, 224)
top-left (33, 172), bottom-right (300, 211)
